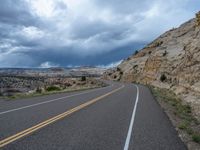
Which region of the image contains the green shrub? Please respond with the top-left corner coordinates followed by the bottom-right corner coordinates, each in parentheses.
top-left (134, 50), bottom-right (139, 55)
top-left (186, 128), bottom-right (193, 135)
top-left (133, 65), bottom-right (138, 69)
top-left (153, 41), bottom-right (163, 47)
top-left (81, 76), bottom-right (86, 81)
top-left (178, 121), bottom-right (189, 130)
top-left (117, 67), bottom-right (121, 72)
top-left (192, 133), bottom-right (200, 143)
top-left (160, 74), bottom-right (167, 82)
top-left (46, 86), bottom-right (61, 92)
top-left (183, 105), bottom-right (192, 114)
top-left (127, 57), bottom-right (131, 60)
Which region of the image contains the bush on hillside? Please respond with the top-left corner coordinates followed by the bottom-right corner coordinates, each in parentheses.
top-left (134, 50), bottom-right (139, 55)
top-left (196, 11), bottom-right (200, 26)
top-left (117, 67), bottom-right (121, 72)
top-left (154, 41), bottom-right (163, 47)
top-left (163, 50), bottom-right (168, 56)
top-left (160, 74), bottom-right (167, 82)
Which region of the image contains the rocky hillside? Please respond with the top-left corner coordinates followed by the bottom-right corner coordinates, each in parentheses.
top-left (104, 12), bottom-right (200, 119)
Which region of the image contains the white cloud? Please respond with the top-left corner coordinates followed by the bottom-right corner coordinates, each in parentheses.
top-left (21, 26), bottom-right (45, 39)
top-left (30, 0), bottom-right (56, 18)
top-left (40, 61), bottom-right (59, 68)
top-left (97, 60), bottom-right (123, 69)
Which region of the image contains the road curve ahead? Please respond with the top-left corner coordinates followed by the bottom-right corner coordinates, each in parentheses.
top-left (0, 81), bottom-right (186, 150)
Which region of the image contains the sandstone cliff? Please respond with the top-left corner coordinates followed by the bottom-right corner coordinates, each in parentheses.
top-left (104, 13), bottom-right (200, 119)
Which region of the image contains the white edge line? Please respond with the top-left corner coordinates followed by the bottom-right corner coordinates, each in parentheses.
top-left (123, 84), bottom-right (139, 150)
top-left (0, 84), bottom-right (114, 115)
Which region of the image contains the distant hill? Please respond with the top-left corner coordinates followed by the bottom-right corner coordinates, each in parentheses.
top-left (0, 67), bottom-right (106, 77)
top-left (104, 12), bottom-right (200, 119)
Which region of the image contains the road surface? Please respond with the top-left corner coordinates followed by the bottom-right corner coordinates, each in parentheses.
top-left (0, 81), bottom-right (187, 150)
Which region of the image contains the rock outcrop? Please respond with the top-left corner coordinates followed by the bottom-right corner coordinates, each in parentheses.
top-left (104, 14), bottom-right (200, 119)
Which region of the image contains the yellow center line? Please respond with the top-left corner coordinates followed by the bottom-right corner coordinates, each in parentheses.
top-left (0, 85), bottom-right (124, 148)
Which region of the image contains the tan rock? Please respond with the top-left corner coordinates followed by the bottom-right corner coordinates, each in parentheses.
top-left (104, 14), bottom-right (200, 120)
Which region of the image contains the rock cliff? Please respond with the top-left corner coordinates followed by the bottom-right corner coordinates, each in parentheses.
top-left (104, 13), bottom-right (200, 119)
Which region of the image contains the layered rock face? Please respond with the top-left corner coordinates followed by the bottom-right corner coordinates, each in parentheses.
top-left (104, 14), bottom-right (200, 119)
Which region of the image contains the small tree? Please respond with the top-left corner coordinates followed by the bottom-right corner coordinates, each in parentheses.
top-left (134, 50), bottom-right (139, 55)
top-left (81, 76), bottom-right (86, 81)
top-left (160, 74), bottom-right (167, 82)
top-left (117, 67), bottom-right (121, 72)
top-left (196, 11), bottom-right (200, 27)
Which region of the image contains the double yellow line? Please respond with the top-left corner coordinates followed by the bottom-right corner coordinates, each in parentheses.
top-left (0, 85), bottom-right (124, 148)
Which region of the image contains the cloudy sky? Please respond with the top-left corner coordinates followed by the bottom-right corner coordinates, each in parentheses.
top-left (0, 0), bottom-right (199, 68)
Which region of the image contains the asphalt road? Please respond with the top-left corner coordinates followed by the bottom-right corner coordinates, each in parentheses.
top-left (0, 81), bottom-right (187, 150)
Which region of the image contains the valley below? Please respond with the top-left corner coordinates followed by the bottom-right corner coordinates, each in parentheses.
top-left (0, 67), bottom-right (106, 99)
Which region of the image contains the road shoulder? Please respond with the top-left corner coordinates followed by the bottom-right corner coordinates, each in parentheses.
top-left (150, 86), bottom-right (200, 150)
top-left (128, 84), bottom-right (187, 150)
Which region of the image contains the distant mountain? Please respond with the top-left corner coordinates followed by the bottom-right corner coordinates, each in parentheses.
top-left (104, 12), bottom-right (200, 119)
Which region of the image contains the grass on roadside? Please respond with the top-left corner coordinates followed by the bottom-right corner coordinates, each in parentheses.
top-left (192, 134), bottom-right (200, 143)
top-left (150, 86), bottom-right (200, 144)
top-left (46, 86), bottom-right (61, 92)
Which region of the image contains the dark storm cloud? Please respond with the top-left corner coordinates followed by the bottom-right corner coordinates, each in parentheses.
top-left (0, 0), bottom-right (40, 26)
top-left (0, 0), bottom-right (199, 67)
top-left (20, 42), bottom-right (145, 67)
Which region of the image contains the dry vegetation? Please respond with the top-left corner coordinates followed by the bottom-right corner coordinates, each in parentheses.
top-left (0, 76), bottom-right (107, 99)
top-left (151, 86), bottom-right (200, 149)
top-left (196, 11), bottom-right (200, 26)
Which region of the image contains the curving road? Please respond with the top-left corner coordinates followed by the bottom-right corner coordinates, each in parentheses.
top-left (0, 81), bottom-right (187, 150)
